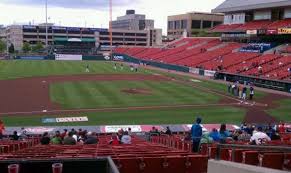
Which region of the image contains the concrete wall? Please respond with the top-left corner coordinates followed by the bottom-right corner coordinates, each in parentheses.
top-left (208, 160), bottom-right (289, 173)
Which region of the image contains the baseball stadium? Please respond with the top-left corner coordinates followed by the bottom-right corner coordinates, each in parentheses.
top-left (0, 0), bottom-right (291, 173)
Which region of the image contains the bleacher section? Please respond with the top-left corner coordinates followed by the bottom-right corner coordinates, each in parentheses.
top-left (210, 19), bottom-right (291, 32)
top-left (151, 134), bottom-right (291, 171)
top-left (0, 135), bottom-right (208, 173)
top-left (115, 38), bottom-right (291, 82)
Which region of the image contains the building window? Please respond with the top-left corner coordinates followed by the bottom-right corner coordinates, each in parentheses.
top-left (181, 20), bottom-right (187, 29)
top-left (202, 21), bottom-right (212, 28)
top-left (191, 20), bottom-right (201, 29)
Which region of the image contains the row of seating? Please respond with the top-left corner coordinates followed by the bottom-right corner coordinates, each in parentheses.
top-left (150, 134), bottom-right (291, 171)
top-left (0, 138), bottom-right (40, 154)
top-left (0, 135), bottom-right (208, 173)
top-left (211, 18), bottom-right (291, 32)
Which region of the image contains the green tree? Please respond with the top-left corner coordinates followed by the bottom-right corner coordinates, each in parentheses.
top-left (31, 42), bottom-right (44, 52)
top-left (0, 39), bottom-right (6, 53)
top-left (8, 43), bottom-right (15, 54)
top-left (22, 42), bottom-right (31, 53)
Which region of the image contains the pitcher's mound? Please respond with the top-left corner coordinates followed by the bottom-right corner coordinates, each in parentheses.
top-left (121, 88), bottom-right (152, 95)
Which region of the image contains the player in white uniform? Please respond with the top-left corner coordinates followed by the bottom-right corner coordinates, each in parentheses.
top-left (250, 126), bottom-right (271, 145)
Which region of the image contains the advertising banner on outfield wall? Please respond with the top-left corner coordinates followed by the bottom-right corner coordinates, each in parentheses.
top-left (55, 54), bottom-right (83, 61)
top-left (189, 68), bottom-right (199, 75)
top-left (246, 30), bottom-right (257, 35)
top-left (204, 70), bottom-right (216, 77)
top-left (278, 28), bottom-right (291, 34)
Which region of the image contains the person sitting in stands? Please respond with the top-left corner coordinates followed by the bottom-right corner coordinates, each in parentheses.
top-left (40, 132), bottom-right (50, 145)
top-left (63, 132), bottom-right (77, 145)
top-left (109, 134), bottom-right (120, 145)
top-left (0, 120), bottom-right (5, 139)
top-left (209, 128), bottom-right (220, 142)
top-left (165, 126), bottom-right (172, 136)
top-left (150, 126), bottom-right (160, 136)
top-left (237, 130), bottom-right (251, 142)
top-left (250, 126), bottom-right (271, 145)
top-left (128, 128), bottom-right (132, 136)
top-left (84, 132), bottom-right (98, 144)
top-left (121, 131), bottom-right (132, 144)
top-left (60, 129), bottom-right (68, 139)
top-left (219, 124), bottom-right (230, 143)
top-left (11, 131), bottom-right (19, 141)
top-left (278, 122), bottom-right (286, 133)
top-left (51, 131), bottom-right (62, 145)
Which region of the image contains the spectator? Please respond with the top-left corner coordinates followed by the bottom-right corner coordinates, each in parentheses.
top-left (128, 128), bottom-right (132, 136)
top-left (0, 120), bottom-right (5, 139)
top-left (60, 129), bottom-right (68, 139)
top-left (150, 127), bottom-right (160, 136)
top-left (240, 122), bottom-right (247, 131)
top-left (109, 134), bottom-right (120, 145)
top-left (209, 128), bottom-right (220, 142)
top-left (117, 129), bottom-right (124, 140)
top-left (121, 131), bottom-right (132, 144)
top-left (219, 124), bottom-right (230, 143)
top-left (165, 126), bottom-right (172, 135)
top-left (11, 131), bottom-right (19, 141)
top-left (278, 122), bottom-right (286, 133)
top-left (238, 130), bottom-right (251, 141)
top-left (183, 132), bottom-right (191, 141)
top-left (227, 83), bottom-right (231, 93)
top-left (244, 124), bottom-right (254, 135)
top-left (250, 126), bottom-right (271, 145)
top-left (19, 127), bottom-right (28, 139)
top-left (71, 128), bottom-right (77, 135)
top-left (40, 132), bottom-right (50, 145)
top-left (63, 132), bottom-right (77, 145)
top-left (191, 117), bottom-right (202, 153)
top-left (84, 132), bottom-right (98, 144)
top-left (51, 131), bottom-right (62, 145)
top-left (78, 129), bottom-right (83, 136)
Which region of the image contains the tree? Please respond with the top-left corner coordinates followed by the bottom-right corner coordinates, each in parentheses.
top-left (8, 43), bottom-right (15, 54)
top-left (22, 42), bottom-right (31, 53)
top-left (0, 39), bottom-right (6, 53)
top-left (31, 42), bottom-right (44, 52)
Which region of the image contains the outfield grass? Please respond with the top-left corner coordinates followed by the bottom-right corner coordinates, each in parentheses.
top-left (1, 107), bottom-right (245, 126)
top-left (267, 99), bottom-right (291, 122)
top-left (0, 60), bottom-right (148, 80)
top-left (50, 81), bottom-right (221, 109)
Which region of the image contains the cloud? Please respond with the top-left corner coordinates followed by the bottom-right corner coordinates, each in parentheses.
top-left (0, 0), bottom-right (139, 9)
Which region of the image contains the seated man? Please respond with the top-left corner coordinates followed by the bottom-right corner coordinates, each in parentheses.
top-left (121, 131), bottom-right (132, 144)
top-left (40, 132), bottom-right (50, 145)
top-left (250, 126), bottom-right (271, 145)
top-left (84, 132), bottom-right (98, 144)
top-left (11, 131), bottom-right (19, 141)
top-left (63, 132), bottom-right (77, 145)
top-left (51, 131), bottom-right (62, 145)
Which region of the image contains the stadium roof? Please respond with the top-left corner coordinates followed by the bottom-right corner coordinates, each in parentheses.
top-left (212, 0), bottom-right (291, 13)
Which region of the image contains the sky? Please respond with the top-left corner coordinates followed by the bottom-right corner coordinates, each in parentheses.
top-left (0, 0), bottom-right (225, 34)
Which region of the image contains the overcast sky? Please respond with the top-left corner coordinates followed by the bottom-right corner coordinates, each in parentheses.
top-left (0, 0), bottom-right (225, 34)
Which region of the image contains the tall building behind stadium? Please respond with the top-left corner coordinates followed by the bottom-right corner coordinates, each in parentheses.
top-left (3, 10), bottom-right (162, 51)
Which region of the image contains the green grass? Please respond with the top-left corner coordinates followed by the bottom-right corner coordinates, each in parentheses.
top-left (0, 60), bottom-right (148, 80)
top-left (50, 81), bottom-right (221, 109)
top-left (267, 99), bottom-right (291, 122)
top-left (1, 107), bottom-right (245, 127)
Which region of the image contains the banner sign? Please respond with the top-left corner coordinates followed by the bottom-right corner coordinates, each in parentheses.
top-left (42, 117), bottom-right (88, 123)
top-left (55, 54), bottom-right (82, 61)
top-left (56, 117), bottom-right (88, 123)
top-left (18, 56), bottom-right (45, 60)
top-left (52, 26), bottom-right (67, 30)
top-left (113, 55), bottom-right (124, 61)
top-left (23, 25), bottom-right (37, 29)
top-left (278, 28), bottom-right (291, 34)
top-left (266, 29), bottom-right (277, 35)
top-left (246, 30), bottom-right (257, 35)
top-left (189, 67), bottom-right (199, 75)
top-left (204, 70), bottom-right (216, 77)
top-left (104, 125), bottom-right (142, 133)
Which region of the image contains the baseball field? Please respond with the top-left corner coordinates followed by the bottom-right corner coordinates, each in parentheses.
top-left (0, 60), bottom-right (290, 127)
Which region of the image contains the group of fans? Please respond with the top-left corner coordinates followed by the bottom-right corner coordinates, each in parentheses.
top-left (190, 117), bottom-right (288, 153)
